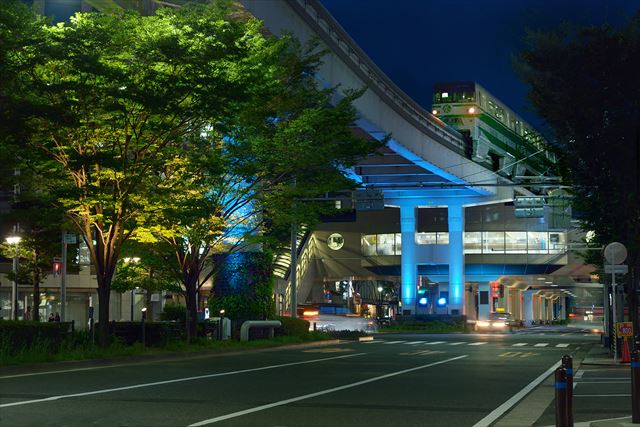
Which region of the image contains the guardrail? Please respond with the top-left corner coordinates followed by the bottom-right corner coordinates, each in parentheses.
top-left (240, 320), bottom-right (282, 341)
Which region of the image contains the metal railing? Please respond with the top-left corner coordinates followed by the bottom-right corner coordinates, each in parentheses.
top-left (288, 0), bottom-right (466, 154)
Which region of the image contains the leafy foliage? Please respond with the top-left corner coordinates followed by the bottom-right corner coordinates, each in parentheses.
top-left (516, 14), bottom-right (640, 331)
top-left (274, 316), bottom-right (310, 337)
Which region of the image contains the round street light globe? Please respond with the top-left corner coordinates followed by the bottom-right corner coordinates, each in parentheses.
top-left (5, 236), bottom-right (21, 244)
top-left (377, 286), bottom-right (383, 292)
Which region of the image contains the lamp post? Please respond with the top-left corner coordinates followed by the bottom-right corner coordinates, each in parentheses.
top-left (219, 309), bottom-right (225, 340)
top-left (377, 286), bottom-right (384, 318)
top-left (123, 257), bottom-right (140, 321)
top-left (6, 235), bottom-right (21, 320)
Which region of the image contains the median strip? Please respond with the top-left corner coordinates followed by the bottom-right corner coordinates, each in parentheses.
top-left (188, 355), bottom-right (468, 426)
top-left (0, 353), bottom-right (365, 409)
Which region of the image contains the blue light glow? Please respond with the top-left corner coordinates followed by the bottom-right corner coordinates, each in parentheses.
top-left (437, 297), bottom-right (447, 306)
top-left (418, 297), bottom-right (428, 306)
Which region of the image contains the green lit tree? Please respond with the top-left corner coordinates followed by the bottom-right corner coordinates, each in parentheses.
top-left (516, 13), bottom-right (640, 338)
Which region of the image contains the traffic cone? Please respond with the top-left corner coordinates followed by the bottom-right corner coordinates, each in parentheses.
top-left (622, 338), bottom-right (631, 363)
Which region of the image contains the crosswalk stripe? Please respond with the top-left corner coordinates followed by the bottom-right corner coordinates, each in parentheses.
top-left (468, 342), bottom-right (487, 346)
top-left (383, 341), bottom-right (406, 344)
top-left (556, 343), bottom-right (570, 348)
top-left (405, 341), bottom-right (425, 345)
top-left (512, 343), bottom-right (527, 347)
top-left (424, 341), bottom-right (445, 345)
top-left (534, 343), bottom-right (549, 347)
top-left (449, 342), bottom-right (465, 346)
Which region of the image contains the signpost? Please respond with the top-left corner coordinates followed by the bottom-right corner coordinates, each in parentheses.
top-left (514, 196), bottom-right (545, 218)
top-left (604, 242), bottom-right (628, 362)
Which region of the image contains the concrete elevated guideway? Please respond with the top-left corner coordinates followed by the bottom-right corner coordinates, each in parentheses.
top-left (240, 0), bottom-right (536, 315)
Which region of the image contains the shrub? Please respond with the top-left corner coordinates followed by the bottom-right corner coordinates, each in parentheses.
top-left (274, 316), bottom-right (310, 337)
top-left (160, 303), bottom-right (187, 321)
top-left (0, 320), bottom-right (70, 356)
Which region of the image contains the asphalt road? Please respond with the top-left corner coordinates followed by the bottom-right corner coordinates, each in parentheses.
top-left (0, 330), bottom-right (599, 427)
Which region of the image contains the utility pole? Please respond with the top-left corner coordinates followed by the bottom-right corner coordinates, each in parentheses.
top-left (290, 222), bottom-right (297, 318)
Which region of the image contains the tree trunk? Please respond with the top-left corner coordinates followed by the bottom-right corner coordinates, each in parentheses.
top-left (32, 272), bottom-right (40, 322)
top-left (97, 282), bottom-right (111, 347)
top-left (185, 283), bottom-right (198, 339)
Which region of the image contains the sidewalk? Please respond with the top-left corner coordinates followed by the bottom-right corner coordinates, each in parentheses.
top-left (555, 345), bottom-right (636, 427)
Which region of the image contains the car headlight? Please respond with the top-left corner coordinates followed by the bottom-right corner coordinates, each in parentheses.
top-left (492, 322), bottom-right (506, 328)
top-left (477, 321), bottom-right (490, 327)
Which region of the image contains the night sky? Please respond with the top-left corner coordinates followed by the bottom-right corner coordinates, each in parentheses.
top-left (320, 0), bottom-right (639, 134)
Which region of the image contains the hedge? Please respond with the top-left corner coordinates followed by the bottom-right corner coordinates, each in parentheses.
top-left (274, 316), bottom-right (310, 337)
top-left (0, 320), bottom-right (72, 355)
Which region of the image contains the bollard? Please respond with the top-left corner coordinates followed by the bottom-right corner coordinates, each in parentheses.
top-left (313, 322), bottom-right (317, 332)
top-left (561, 355), bottom-right (574, 427)
top-left (555, 367), bottom-right (569, 427)
top-left (632, 350), bottom-right (640, 423)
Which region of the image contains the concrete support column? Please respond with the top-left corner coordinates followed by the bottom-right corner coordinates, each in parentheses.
top-left (447, 203), bottom-right (465, 315)
top-left (523, 290), bottom-right (535, 326)
top-left (559, 296), bottom-right (566, 320)
top-left (400, 205), bottom-right (417, 315)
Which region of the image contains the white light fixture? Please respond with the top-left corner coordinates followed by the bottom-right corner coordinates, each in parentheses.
top-left (468, 107), bottom-right (476, 114)
top-left (5, 236), bottom-right (21, 244)
top-left (432, 109), bottom-right (438, 115)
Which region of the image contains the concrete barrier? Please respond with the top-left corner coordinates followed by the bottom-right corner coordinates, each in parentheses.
top-left (240, 320), bottom-right (282, 342)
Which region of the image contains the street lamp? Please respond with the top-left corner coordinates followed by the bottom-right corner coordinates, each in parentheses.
top-left (377, 286), bottom-right (384, 318)
top-left (5, 235), bottom-right (21, 320)
top-left (123, 257), bottom-right (140, 321)
top-left (219, 309), bottom-right (225, 340)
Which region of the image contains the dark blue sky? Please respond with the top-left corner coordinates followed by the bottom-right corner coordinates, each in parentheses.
top-left (320, 0), bottom-right (639, 133)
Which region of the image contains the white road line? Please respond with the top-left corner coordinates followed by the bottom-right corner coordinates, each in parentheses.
top-left (575, 394), bottom-right (631, 397)
top-left (362, 340), bottom-right (383, 344)
top-left (576, 381), bottom-right (630, 384)
top-left (534, 343), bottom-right (549, 347)
top-left (405, 341), bottom-right (425, 345)
top-left (472, 359), bottom-right (561, 427)
top-left (468, 342), bottom-right (487, 346)
top-left (424, 341), bottom-right (445, 345)
top-left (383, 341), bottom-right (406, 344)
top-left (449, 342), bottom-right (465, 346)
top-left (188, 355), bottom-right (469, 426)
top-left (574, 370), bottom-right (585, 379)
top-left (512, 343), bottom-right (527, 347)
top-left (0, 353), bottom-right (365, 409)
top-left (556, 343), bottom-right (570, 348)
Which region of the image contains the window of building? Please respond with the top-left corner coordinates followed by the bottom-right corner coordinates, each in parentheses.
top-left (527, 232), bottom-right (548, 254)
top-left (362, 233), bottom-right (402, 256)
top-left (464, 232), bottom-right (482, 253)
top-left (362, 234), bottom-right (377, 256)
top-left (505, 232), bottom-right (527, 253)
top-left (483, 231), bottom-right (505, 253)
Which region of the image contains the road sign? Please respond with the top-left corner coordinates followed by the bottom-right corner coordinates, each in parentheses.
top-left (604, 242), bottom-right (627, 264)
top-left (64, 234), bottom-right (77, 244)
top-left (604, 264), bottom-right (628, 274)
top-left (616, 322), bottom-right (633, 337)
top-left (53, 256), bottom-right (63, 263)
top-left (353, 188), bottom-right (384, 211)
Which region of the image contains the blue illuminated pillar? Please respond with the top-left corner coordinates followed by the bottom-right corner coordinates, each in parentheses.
top-left (400, 204), bottom-right (417, 315)
top-left (447, 203), bottom-right (464, 315)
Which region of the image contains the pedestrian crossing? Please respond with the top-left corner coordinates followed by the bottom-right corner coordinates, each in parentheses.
top-left (362, 339), bottom-right (575, 348)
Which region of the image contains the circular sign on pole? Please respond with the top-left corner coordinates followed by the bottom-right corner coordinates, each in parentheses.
top-left (604, 242), bottom-right (627, 265)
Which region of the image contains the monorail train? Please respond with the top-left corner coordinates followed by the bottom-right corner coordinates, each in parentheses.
top-left (431, 82), bottom-right (556, 179)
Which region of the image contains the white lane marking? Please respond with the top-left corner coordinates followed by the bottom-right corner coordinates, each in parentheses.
top-left (362, 340), bottom-right (383, 344)
top-left (0, 353), bottom-right (365, 409)
top-left (472, 359), bottom-right (562, 427)
top-left (383, 341), bottom-right (406, 344)
top-left (574, 370), bottom-right (585, 379)
top-left (534, 343), bottom-right (548, 347)
top-left (468, 342), bottom-right (487, 346)
top-left (405, 341), bottom-right (425, 345)
top-left (188, 355), bottom-right (468, 426)
top-left (576, 381), bottom-right (630, 384)
top-left (424, 341), bottom-right (445, 345)
top-left (449, 342), bottom-right (465, 346)
top-left (556, 343), bottom-right (570, 348)
top-left (512, 343), bottom-right (527, 347)
top-left (575, 394), bottom-right (631, 397)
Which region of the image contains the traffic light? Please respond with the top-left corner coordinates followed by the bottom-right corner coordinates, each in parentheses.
top-left (437, 292), bottom-right (448, 307)
top-left (417, 286), bottom-right (428, 307)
